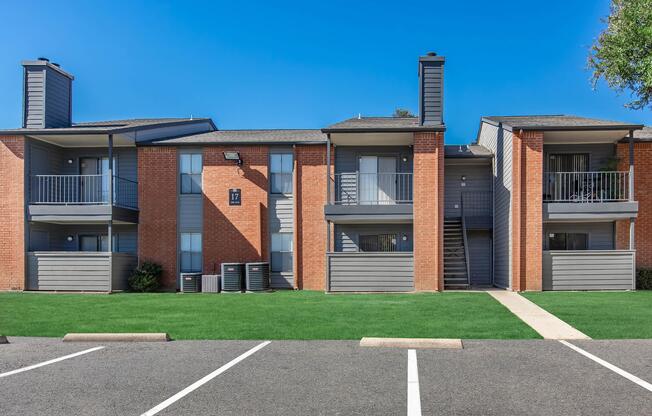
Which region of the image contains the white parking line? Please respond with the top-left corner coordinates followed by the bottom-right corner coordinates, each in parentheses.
top-left (0, 346), bottom-right (105, 379)
top-left (559, 340), bottom-right (652, 392)
top-left (140, 341), bottom-right (271, 416)
top-left (407, 349), bottom-right (422, 416)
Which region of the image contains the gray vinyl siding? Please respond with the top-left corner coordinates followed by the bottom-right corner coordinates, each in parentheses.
top-left (543, 144), bottom-right (615, 171)
top-left (328, 252), bottom-right (414, 292)
top-left (477, 122), bottom-right (512, 288)
top-left (28, 223), bottom-right (137, 253)
top-left (419, 59), bottom-right (444, 126)
top-left (23, 68), bottom-right (46, 128)
top-left (23, 65), bottom-right (71, 128)
top-left (444, 164), bottom-right (492, 217)
top-left (334, 224), bottom-right (413, 252)
top-left (27, 252), bottom-right (137, 291)
top-left (334, 146), bottom-right (412, 204)
top-left (269, 147), bottom-right (294, 288)
top-left (543, 222), bottom-right (614, 250)
top-left (468, 230), bottom-right (492, 286)
top-left (542, 250), bottom-right (634, 290)
top-left (44, 68), bottom-right (72, 128)
top-left (178, 196), bottom-right (203, 231)
top-left (112, 253), bottom-right (137, 291)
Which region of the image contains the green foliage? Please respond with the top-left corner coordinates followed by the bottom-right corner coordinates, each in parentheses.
top-left (589, 0), bottom-right (652, 109)
top-left (128, 261), bottom-right (163, 292)
top-left (393, 108), bottom-right (414, 117)
top-left (636, 268), bottom-right (652, 289)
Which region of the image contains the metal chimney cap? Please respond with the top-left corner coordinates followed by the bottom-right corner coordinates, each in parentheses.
top-left (426, 52), bottom-right (437, 56)
top-left (37, 57), bottom-right (50, 62)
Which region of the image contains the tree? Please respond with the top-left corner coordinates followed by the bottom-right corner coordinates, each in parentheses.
top-left (393, 108), bottom-right (414, 117)
top-left (588, 0), bottom-right (652, 109)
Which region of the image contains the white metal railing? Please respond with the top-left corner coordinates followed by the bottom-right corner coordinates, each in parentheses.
top-left (30, 174), bottom-right (138, 209)
top-left (331, 172), bottom-right (413, 205)
top-left (543, 171), bottom-right (629, 202)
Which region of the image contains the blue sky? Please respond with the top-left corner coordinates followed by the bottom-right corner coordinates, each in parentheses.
top-left (2, 0), bottom-right (650, 143)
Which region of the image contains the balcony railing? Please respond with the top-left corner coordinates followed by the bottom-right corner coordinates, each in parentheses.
top-left (30, 174), bottom-right (138, 209)
top-left (330, 172), bottom-right (413, 205)
top-left (543, 171), bottom-right (629, 203)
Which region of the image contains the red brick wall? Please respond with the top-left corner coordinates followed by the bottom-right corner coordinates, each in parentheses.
top-left (202, 146), bottom-right (269, 273)
top-left (413, 131), bottom-right (444, 291)
top-left (617, 142), bottom-right (652, 267)
top-left (138, 147), bottom-right (178, 289)
top-left (295, 144), bottom-right (330, 290)
top-left (0, 136), bottom-right (25, 290)
top-left (512, 130), bottom-right (543, 291)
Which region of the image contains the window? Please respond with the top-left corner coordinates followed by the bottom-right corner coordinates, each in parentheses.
top-left (180, 233), bottom-right (202, 272)
top-left (359, 234), bottom-right (397, 252)
top-left (548, 233), bottom-right (588, 251)
top-left (180, 153), bottom-right (202, 194)
top-left (271, 232), bottom-right (293, 272)
top-left (270, 153), bottom-right (293, 194)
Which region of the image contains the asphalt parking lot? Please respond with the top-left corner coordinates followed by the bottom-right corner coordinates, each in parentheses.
top-left (0, 337), bottom-right (651, 415)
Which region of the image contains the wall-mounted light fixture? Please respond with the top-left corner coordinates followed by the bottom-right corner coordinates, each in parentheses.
top-left (223, 151), bottom-right (243, 166)
top-left (402, 235), bottom-right (408, 241)
top-left (66, 235), bottom-right (74, 242)
top-left (402, 156), bottom-right (408, 163)
top-left (67, 159), bottom-right (74, 164)
top-left (461, 175), bottom-right (466, 181)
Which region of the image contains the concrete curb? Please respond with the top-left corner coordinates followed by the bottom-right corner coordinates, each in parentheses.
top-left (360, 337), bottom-right (463, 349)
top-left (63, 333), bottom-right (170, 343)
top-left (0, 335), bottom-right (8, 344)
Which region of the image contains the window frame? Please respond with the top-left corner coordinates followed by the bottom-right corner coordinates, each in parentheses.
top-left (270, 153), bottom-right (293, 195)
top-left (180, 153), bottom-right (203, 194)
top-left (180, 232), bottom-right (202, 272)
top-left (548, 232), bottom-right (589, 251)
top-left (270, 232), bottom-right (293, 273)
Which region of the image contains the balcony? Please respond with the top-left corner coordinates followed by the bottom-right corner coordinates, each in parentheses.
top-left (325, 173), bottom-right (413, 223)
top-left (28, 174), bottom-right (139, 223)
top-left (542, 171), bottom-right (638, 221)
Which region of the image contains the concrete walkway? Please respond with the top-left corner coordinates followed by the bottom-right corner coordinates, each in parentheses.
top-left (488, 291), bottom-right (591, 340)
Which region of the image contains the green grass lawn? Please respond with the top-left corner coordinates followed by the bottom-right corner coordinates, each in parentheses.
top-left (522, 291), bottom-right (652, 339)
top-left (0, 291), bottom-right (539, 340)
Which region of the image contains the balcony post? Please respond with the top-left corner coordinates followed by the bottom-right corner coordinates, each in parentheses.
top-left (630, 218), bottom-right (636, 250)
top-left (629, 130), bottom-right (634, 201)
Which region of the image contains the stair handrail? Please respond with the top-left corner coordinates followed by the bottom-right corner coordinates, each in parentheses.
top-left (460, 195), bottom-right (472, 287)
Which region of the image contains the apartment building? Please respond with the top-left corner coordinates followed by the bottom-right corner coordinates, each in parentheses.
top-left (0, 54), bottom-right (648, 292)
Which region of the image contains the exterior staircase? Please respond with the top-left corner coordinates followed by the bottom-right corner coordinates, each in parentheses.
top-left (444, 218), bottom-right (469, 289)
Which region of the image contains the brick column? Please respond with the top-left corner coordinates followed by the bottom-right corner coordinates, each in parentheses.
top-left (203, 146), bottom-right (269, 272)
top-left (413, 131), bottom-right (444, 291)
top-left (511, 130), bottom-right (543, 291)
top-left (295, 144), bottom-right (331, 290)
top-left (0, 136), bottom-right (25, 291)
top-left (138, 146), bottom-right (178, 289)
top-left (617, 142), bottom-right (652, 267)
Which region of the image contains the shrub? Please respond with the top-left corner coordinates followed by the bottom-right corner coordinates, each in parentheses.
top-left (636, 268), bottom-right (652, 290)
top-left (128, 262), bottom-right (163, 292)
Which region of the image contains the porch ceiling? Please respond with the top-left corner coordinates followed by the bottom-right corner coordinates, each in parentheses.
top-left (28, 133), bottom-right (135, 147)
top-left (543, 130), bottom-right (630, 144)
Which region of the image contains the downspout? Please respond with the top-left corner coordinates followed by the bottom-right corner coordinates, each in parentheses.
top-left (107, 134), bottom-right (114, 292)
top-left (325, 134), bottom-right (332, 292)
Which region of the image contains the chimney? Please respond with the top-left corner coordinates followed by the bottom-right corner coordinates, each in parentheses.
top-left (22, 58), bottom-right (74, 128)
top-left (418, 52), bottom-right (445, 126)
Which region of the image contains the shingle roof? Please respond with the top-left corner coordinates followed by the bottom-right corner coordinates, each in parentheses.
top-left (323, 116), bottom-right (444, 132)
top-left (146, 129), bottom-right (327, 145)
top-left (0, 118), bottom-right (214, 135)
top-left (482, 115), bottom-right (643, 131)
top-left (444, 144), bottom-right (493, 158)
top-left (634, 126), bottom-right (652, 141)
